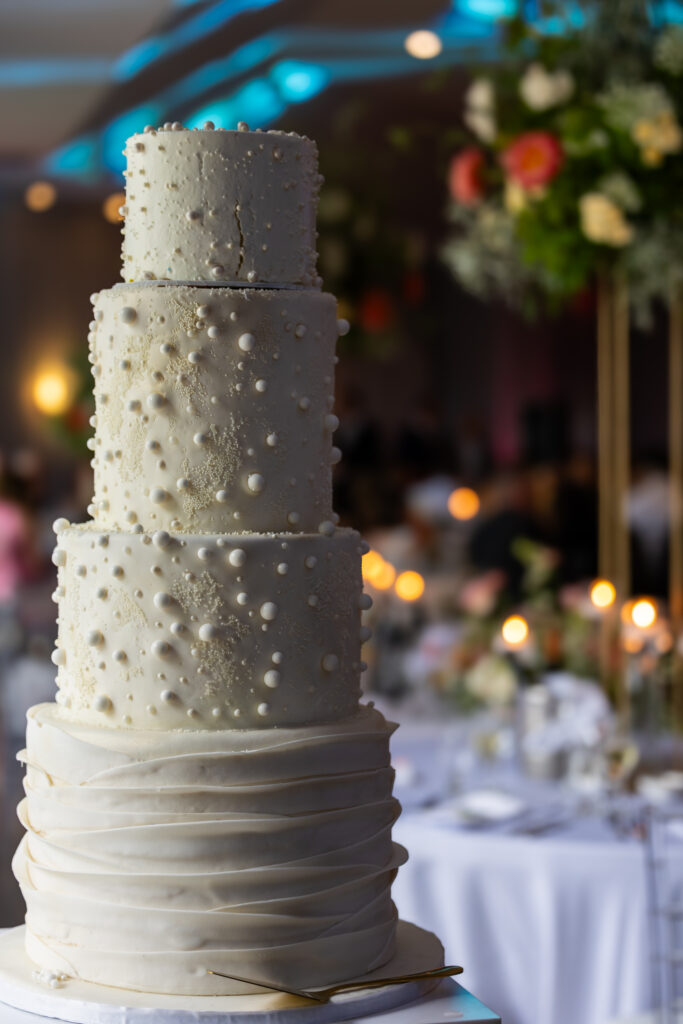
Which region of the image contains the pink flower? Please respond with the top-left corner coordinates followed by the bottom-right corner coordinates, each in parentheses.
top-left (501, 132), bottom-right (563, 190)
top-left (448, 148), bottom-right (486, 205)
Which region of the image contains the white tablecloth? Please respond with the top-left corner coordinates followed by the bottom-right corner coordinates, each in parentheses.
top-left (386, 711), bottom-right (652, 1024)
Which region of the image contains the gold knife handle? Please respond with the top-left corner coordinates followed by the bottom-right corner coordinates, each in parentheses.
top-left (318, 965), bottom-right (463, 1000)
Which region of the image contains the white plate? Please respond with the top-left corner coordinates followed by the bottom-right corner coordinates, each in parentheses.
top-left (438, 789), bottom-right (527, 827)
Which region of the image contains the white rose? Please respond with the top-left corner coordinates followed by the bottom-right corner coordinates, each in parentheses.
top-left (519, 63), bottom-right (574, 111)
top-left (464, 77), bottom-right (496, 142)
top-left (579, 193), bottom-right (633, 247)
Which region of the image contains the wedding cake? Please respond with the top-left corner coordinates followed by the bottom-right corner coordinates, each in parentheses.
top-left (12, 122), bottom-right (407, 997)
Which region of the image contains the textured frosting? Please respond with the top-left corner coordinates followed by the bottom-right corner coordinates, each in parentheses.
top-left (14, 703), bottom-right (404, 995)
top-left (51, 524), bottom-right (365, 729)
top-left (121, 126), bottom-right (321, 286)
top-left (89, 284), bottom-right (341, 534)
top-left (15, 121), bottom-right (404, 998)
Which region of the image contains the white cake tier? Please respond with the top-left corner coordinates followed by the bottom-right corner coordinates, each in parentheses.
top-left (121, 126), bottom-right (320, 286)
top-left (52, 524), bottom-right (367, 730)
top-left (14, 702), bottom-right (404, 995)
top-left (89, 284), bottom-right (341, 535)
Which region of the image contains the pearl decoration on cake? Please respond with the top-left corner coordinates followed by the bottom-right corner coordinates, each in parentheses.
top-left (153, 530), bottom-right (171, 549)
top-left (257, 702), bottom-right (270, 716)
top-left (51, 648), bottom-right (66, 667)
top-left (322, 653), bottom-right (339, 672)
top-left (305, 555), bottom-right (317, 569)
top-left (216, 489), bottom-right (229, 503)
top-left (260, 602), bottom-right (278, 620)
top-left (154, 592), bottom-right (173, 609)
top-left (276, 563), bottom-right (288, 575)
top-left (87, 630), bottom-right (104, 647)
top-left (120, 307), bottom-right (137, 323)
top-left (207, 326), bottom-right (220, 339)
top-left (193, 432), bottom-right (209, 446)
top-left (113, 649), bottom-right (127, 662)
top-left (228, 548), bottom-right (246, 567)
top-left (198, 623), bottom-right (219, 641)
top-left (151, 640), bottom-right (171, 658)
top-left (53, 517), bottom-right (70, 534)
top-left (236, 592), bottom-right (249, 605)
top-left (150, 488), bottom-right (168, 504)
top-left (264, 670), bottom-right (280, 688)
top-left (93, 695), bottom-right (112, 712)
top-left (247, 473), bottom-right (264, 494)
top-left (238, 332), bottom-right (255, 352)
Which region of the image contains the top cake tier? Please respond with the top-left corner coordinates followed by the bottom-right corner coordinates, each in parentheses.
top-left (121, 124), bottom-right (321, 287)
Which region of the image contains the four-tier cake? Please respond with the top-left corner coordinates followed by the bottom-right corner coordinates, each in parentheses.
top-left (12, 122), bottom-right (408, 997)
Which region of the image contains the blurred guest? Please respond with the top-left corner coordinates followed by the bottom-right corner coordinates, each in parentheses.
top-left (468, 472), bottom-right (537, 597)
top-left (628, 452), bottom-right (670, 597)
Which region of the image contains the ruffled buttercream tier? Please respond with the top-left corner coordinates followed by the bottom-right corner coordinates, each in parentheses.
top-left (14, 702), bottom-right (405, 995)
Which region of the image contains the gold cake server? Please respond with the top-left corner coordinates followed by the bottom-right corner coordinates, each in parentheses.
top-left (207, 964), bottom-right (463, 1003)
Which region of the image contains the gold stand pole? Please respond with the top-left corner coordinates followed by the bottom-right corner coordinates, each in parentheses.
top-left (669, 280), bottom-right (683, 738)
top-left (597, 271), bottom-right (631, 723)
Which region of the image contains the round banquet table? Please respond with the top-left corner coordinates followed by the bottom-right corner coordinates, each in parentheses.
top-left (386, 709), bottom-right (653, 1024)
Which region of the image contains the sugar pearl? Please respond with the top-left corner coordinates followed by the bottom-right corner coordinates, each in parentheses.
top-left (229, 548), bottom-right (246, 567)
top-left (238, 333), bottom-right (255, 352)
top-left (247, 473), bottom-right (265, 494)
top-left (260, 602), bottom-right (278, 621)
top-left (216, 489), bottom-right (229, 503)
top-left (151, 640), bottom-right (171, 658)
top-left (199, 623), bottom-right (219, 641)
top-left (322, 653), bottom-right (339, 672)
top-left (266, 432), bottom-right (278, 447)
top-left (93, 695), bottom-right (112, 712)
top-left (305, 555), bottom-right (317, 569)
top-left (193, 432), bottom-right (208, 446)
top-left (264, 670), bottom-right (280, 688)
top-left (120, 307), bottom-right (137, 324)
top-left (150, 488), bottom-right (168, 504)
top-left (87, 630), bottom-right (104, 647)
top-left (257, 702), bottom-right (270, 716)
top-left (207, 326), bottom-right (221, 339)
top-left (277, 563), bottom-right (289, 575)
top-left (236, 592), bottom-right (249, 605)
top-left (53, 517), bottom-right (70, 534)
top-left (337, 318), bottom-right (350, 336)
top-left (154, 592), bottom-right (172, 609)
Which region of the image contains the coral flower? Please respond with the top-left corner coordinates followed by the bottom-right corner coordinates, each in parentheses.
top-left (448, 148), bottom-right (486, 205)
top-left (501, 132), bottom-right (563, 190)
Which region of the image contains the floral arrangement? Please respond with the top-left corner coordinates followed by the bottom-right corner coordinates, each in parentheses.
top-left (442, 3), bottom-right (683, 320)
top-left (405, 537), bottom-right (600, 713)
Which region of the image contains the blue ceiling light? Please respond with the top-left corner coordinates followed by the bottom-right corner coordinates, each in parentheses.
top-left (455, 0), bottom-right (518, 16)
top-left (0, 58), bottom-right (111, 87)
top-left (270, 61), bottom-right (330, 102)
top-left (113, 0), bottom-right (283, 81)
top-left (163, 33), bottom-right (281, 109)
top-left (187, 77), bottom-right (284, 130)
top-left (102, 104), bottom-right (161, 175)
top-left (44, 136), bottom-right (98, 179)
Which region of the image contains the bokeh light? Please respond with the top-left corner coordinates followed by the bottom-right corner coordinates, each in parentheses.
top-left (448, 486), bottom-right (480, 521)
top-left (590, 579), bottom-right (616, 610)
top-left (395, 570), bottom-right (425, 602)
top-left (631, 598), bottom-right (657, 629)
top-left (32, 365), bottom-right (74, 416)
top-left (102, 191), bottom-right (126, 223)
top-left (25, 181), bottom-right (56, 212)
top-left (501, 615), bottom-right (529, 647)
top-left (404, 30), bottom-right (443, 59)
top-left (373, 561), bottom-right (397, 590)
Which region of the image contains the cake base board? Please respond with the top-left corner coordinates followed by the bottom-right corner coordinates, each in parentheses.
top-left (0, 922), bottom-right (445, 1024)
